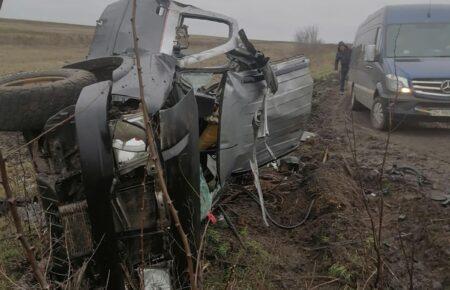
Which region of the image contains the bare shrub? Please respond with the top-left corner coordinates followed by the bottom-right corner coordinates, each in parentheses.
top-left (295, 25), bottom-right (322, 45)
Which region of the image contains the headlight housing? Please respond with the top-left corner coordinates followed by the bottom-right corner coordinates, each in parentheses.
top-left (385, 74), bottom-right (411, 94)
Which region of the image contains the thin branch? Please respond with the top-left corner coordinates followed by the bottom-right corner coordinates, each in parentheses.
top-left (194, 220), bottom-right (210, 287)
top-left (307, 261), bottom-right (317, 289)
top-left (373, 24), bottom-right (403, 288)
top-left (344, 106), bottom-right (383, 287)
top-left (363, 269), bottom-right (376, 290)
top-left (0, 152), bottom-right (50, 289)
top-left (0, 265), bottom-right (25, 289)
top-left (121, 263), bottom-right (138, 290)
top-left (129, 1), bottom-right (196, 289)
top-left (309, 278), bottom-right (340, 290)
top-left (397, 224), bottom-right (414, 289)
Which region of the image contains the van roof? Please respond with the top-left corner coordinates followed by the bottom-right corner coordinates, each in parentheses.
top-left (385, 4), bottom-right (450, 24)
top-left (359, 4), bottom-right (450, 30)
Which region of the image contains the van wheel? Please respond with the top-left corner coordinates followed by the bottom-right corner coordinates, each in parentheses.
top-left (0, 69), bottom-right (97, 131)
top-left (371, 98), bottom-right (388, 130)
top-left (350, 87), bottom-right (364, 111)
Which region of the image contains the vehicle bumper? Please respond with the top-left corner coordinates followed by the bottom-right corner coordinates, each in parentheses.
top-left (379, 88), bottom-right (450, 122)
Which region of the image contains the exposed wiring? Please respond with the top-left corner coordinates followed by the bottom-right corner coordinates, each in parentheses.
top-left (245, 190), bottom-right (316, 230)
top-left (218, 205), bottom-right (246, 246)
top-left (387, 165), bottom-right (429, 186)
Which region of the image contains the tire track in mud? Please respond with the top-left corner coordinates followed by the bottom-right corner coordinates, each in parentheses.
top-left (307, 75), bottom-right (450, 288)
top-left (333, 80), bottom-right (449, 196)
top-left (206, 75), bottom-right (449, 289)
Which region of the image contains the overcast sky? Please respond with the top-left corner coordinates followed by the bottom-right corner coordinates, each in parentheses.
top-left (1, 0), bottom-right (449, 43)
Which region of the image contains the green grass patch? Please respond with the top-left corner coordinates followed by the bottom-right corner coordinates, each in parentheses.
top-left (204, 227), bottom-right (274, 289)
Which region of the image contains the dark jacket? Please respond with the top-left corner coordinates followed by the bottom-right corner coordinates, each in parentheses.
top-left (335, 46), bottom-right (352, 71)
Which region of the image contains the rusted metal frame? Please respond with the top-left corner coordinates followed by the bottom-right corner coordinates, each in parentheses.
top-left (0, 152), bottom-right (50, 289)
top-left (130, 1), bottom-right (197, 289)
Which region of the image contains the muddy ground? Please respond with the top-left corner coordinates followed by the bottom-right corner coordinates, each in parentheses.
top-left (204, 75), bottom-right (449, 289)
top-left (0, 75), bottom-right (449, 289)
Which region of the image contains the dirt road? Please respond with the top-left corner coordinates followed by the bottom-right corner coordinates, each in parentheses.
top-left (350, 102), bottom-right (450, 196)
top-left (309, 76), bottom-right (450, 288)
top-left (205, 75), bottom-right (449, 289)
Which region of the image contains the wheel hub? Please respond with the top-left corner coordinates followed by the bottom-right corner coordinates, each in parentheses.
top-left (373, 103), bottom-right (384, 125)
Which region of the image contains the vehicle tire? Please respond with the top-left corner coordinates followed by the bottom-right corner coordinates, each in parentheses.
top-left (0, 69), bottom-right (97, 131)
top-left (350, 87), bottom-right (364, 111)
top-left (371, 97), bottom-right (389, 130)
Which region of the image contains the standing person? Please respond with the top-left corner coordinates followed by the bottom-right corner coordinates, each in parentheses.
top-left (335, 41), bottom-right (352, 96)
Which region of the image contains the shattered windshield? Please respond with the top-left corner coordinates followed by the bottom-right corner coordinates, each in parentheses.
top-left (386, 23), bottom-right (450, 58)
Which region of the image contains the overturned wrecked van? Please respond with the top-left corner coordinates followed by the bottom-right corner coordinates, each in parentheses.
top-left (0, 0), bottom-right (313, 288)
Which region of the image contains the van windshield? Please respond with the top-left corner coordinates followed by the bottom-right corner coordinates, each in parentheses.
top-left (386, 23), bottom-right (450, 58)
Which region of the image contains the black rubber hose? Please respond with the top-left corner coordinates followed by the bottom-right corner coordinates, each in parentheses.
top-left (246, 190), bottom-right (315, 230)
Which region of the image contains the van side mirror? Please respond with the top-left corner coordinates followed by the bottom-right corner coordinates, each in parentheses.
top-left (364, 44), bottom-right (376, 62)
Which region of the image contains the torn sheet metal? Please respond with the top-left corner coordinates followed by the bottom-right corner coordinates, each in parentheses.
top-left (88, 0), bottom-right (240, 69)
top-left (250, 120), bottom-right (270, 226)
top-left (219, 56), bottom-right (313, 184)
top-left (69, 53), bottom-right (177, 115)
top-left (112, 54), bottom-right (177, 115)
top-left (88, 0), bottom-right (167, 59)
top-left (159, 88), bottom-right (201, 279)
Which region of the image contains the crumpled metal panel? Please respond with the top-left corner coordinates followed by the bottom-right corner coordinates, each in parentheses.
top-left (110, 54), bottom-right (177, 114)
top-left (66, 53), bottom-right (177, 115)
top-left (88, 0), bottom-right (167, 59)
top-left (219, 56), bottom-right (313, 184)
top-left (159, 89), bottom-right (200, 283)
top-left (87, 0), bottom-right (241, 69)
top-left (75, 81), bottom-right (124, 288)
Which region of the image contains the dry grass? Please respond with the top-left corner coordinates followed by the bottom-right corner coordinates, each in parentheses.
top-left (0, 18), bottom-right (335, 78)
top-left (0, 19), bottom-right (92, 75)
top-left (0, 18), bottom-right (92, 47)
top-left (0, 45), bottom-right (88, 75)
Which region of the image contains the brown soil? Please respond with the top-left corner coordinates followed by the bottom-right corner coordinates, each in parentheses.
top-left (0, 75), bottom-right (448, 290)
top-left (204, 75), bottom-right (450, 289)
top-left (0, 19), bottom-right (448, 290)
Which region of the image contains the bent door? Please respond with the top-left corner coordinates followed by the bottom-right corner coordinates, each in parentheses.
top-left (218, 56), bottom-right (313, 184)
